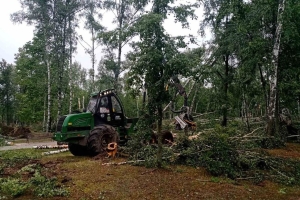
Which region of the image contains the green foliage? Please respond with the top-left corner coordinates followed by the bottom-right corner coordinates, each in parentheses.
top-left (174, 127), bottom-right (240, 178)
top-left (118, 93), bottom-right (140, 118)
top-left (200, 132), bottom-right (238, 178)
top-left (172, 123), bottom-right (300, 185)
top-left (18, 164), bottom-right (38, 174)
top-left (0, 168), bottom-right (69, 198)
top-left (256, 157), bottom-right (300, 186)
top-left (0, 149), bottom-right (41, 168)
top-left (126, 113), bottom-right (155, 165)
top-left (259, 137), bottom-right (285, 149)
top-left (0, 138), bottom-right (5, 147)
top-left (0, 148), bottom-right (69, 198)
top-left (0, 178), bottom-right (28, 197)
top-left (31, 171), bottom-right (69, 197)
top-left (126, 113), bottom-right (174, 167)
top-left (174, 134), bottom-right (203, 166)
top-left (14, 40), bottom-right (46, 125)
top-left (0, 59), bottom-right (16, 124)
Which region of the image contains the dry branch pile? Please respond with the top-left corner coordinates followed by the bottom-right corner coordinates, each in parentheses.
top-left (0, 124), bottom-right (31, 138)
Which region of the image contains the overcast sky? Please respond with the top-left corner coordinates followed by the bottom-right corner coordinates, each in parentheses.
top-left (0, 0), bottom-right (207, 70)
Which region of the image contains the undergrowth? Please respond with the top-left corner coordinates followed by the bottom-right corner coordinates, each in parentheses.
top-left (126, 118), bottom-right (300, 185)
top-left (0, 150), bottom-right (69, 198)
top-left (174, 123), bottom-right (300, 185)
top-left (126, 114), bottom-right (174, 168)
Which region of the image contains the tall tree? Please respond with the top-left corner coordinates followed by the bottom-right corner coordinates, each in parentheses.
top-left (79, 0), bottom-right (104, 92)
top-left (12, 0), bottom-right (82, 130)
top-left (14, 40), bottom-right (47, 126)
top-left (12, 0), bottom-right (55, 132)
top-left (202, 0), bottom-right (245, 126)
top-left (127, 0), bottom-right (197, 167)
top-left (0, 59), bottom-right (15, 125)
top-left (279, 0), bottom-right (300, 115)
top-left (99, 0), bottom-right (148, 92)
top-left (267, 0), bottom-right (286, 136)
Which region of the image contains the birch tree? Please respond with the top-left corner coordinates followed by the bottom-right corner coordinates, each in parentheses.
top-left (11, 0), bottom-right (56, 132)
top-left (99, 0), bottom-right (148, 92)
top-left (267, 0), bottom-right (285, 136)
top-left (79, 0), bottom-right (103, 92)
top-left (12, 0), bottom-right (82, 131)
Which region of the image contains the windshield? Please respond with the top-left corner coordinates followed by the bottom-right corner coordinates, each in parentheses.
top-left (87, 97), bottom-right (97, 113)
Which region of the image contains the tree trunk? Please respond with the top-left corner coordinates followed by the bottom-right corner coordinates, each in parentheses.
top-left (43, 24), bottom-right (52, 133)
top-left (222, 54), bottom-right (229, 127)
top-left (157, 104), bottom-right (163, 168)
top-left (46, 58), bottom-right (51, 133)
top-left (189, 82), bottom-right (198, 115)
top-left (6, 87), bottom-right (9, 125)
top-left (91, 27), bottom-right (95, 92)
top-left (267, 0), bottom-right (285, 136)
top-left (57, 12), bottom-right (68, 123)
top-left (242, 91), bottom-right (250, 132)
top-left (258, 65), bottom-right (268, 118)
top-left (115, 0), bottom-right (125, 92)
top-left (297, 96), bottom-right (300, 119)
top-left (69, 13), bottom-right (73, 114)
top-left (43, 93), bottom-right (46, 132)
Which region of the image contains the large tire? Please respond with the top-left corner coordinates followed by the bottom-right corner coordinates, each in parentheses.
top-left (68, 143), bottom-right (88, 156)
top-left (87, 125), bottom-right (119, 157)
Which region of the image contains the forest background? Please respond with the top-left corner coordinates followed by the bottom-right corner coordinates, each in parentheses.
top-left (0, 0), bottom-right (298, 139)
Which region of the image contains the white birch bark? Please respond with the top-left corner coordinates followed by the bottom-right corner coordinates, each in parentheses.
top-left (267, 0), bottom-right (285, 135)
top-left (43, 94), bottom-right (46, 132)
top-left (44, 27), bottom-right (52, 133)
top-left (69, 16), bottom-right (73, 114)
top-left (69, 67), bottom-right (73, 114)
top-left (46, 58), bottom-right (51, 133)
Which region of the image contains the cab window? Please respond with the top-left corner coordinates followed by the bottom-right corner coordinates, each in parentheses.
top-left (111, 96), bottom-right (122, 113)
top-left (87, 97), bottom-right (97, 113)
top-left (99, 97), bottom-right (109, 113)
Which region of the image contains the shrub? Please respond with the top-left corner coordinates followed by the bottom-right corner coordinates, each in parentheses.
top-left (0, 138), bottom-right (5, 147)
top-left (0, 149), bottom-right (41, 167)
top-left (0, 178), bottom-right (28, 197)
top-left (30, 171), bottom-right (69, 197)
top-left (200, 132), bottom-right (239, 178)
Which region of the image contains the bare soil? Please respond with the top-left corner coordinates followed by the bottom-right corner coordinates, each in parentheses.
top-left (1, 130), bottom-right (300, 200)
top-left (3, 143), bottom-right (299, 200)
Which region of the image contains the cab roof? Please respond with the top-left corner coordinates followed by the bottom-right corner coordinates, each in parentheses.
top-left (90, 89), bottom-right (116, 98)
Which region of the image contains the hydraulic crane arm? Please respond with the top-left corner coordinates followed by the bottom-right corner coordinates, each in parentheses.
top-left (164, 75), bottom-right (196, 131)
top-left (169, 75), bottom-right (188, 107)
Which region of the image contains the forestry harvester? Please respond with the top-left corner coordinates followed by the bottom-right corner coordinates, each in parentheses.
top-left (53, 76), bottom-right (196, 157)
top-left (53, 89), bottom-right (139, 156)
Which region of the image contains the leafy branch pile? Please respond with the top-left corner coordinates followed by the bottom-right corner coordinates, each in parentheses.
top-left (124, 115), bottom-right (174, 168)
top-left (176, 123), bottom-right (300, 185)
top-left (126, 119), bottom-right (300, 185)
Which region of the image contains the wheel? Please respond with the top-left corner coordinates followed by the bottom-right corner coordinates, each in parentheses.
top-left (87, 125), bottom-right (119, 156)
top-left (68, 143), bottom-right (88, 156)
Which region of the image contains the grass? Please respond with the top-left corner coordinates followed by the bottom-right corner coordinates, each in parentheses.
top-left (1, 147), bottom-right (300, 200)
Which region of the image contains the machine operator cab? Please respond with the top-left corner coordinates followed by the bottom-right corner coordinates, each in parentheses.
top-left (86, 89), bottom-right (125, 127)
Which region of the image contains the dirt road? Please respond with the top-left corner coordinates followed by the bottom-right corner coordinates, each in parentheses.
top-left (0, 141), bottom-right (58, 151)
